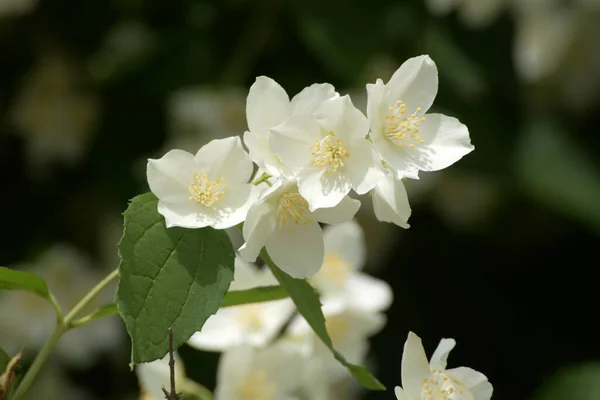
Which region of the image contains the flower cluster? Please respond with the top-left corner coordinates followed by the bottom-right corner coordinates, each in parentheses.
top-left (146, 54), bottom-right (474, 279)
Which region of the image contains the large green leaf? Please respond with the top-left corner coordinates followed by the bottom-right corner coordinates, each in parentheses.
top-left (116, 193), bottom-right (235, 364)
top-left (261, 249), bottom-right (385, 391)
top-left (516, 116), bottom-right (600, 233)
top-left (0, 267), bottom-right (51, 300)
top-left (220, 285), bottom-right (288, 307)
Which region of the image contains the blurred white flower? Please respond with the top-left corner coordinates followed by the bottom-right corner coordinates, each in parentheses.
top-left (11, 54), bottom-right (100, 172)
top-left (146, 136), bottom-right (259, 229)
top-left (215, 341), bottom-right (305, 400)
top-left (367, 55), bottom-right (474, 180)
top-left (310, 220), bottom-right (392, 313)
top-left (270, 95), bottom-right (384, 210)
top-left (0, 245), bottom-right (121, 366)
top-left (425, 0), bottom-right (506, 28)
top-left (166, 86), bottom-right (247, 153)
top-left (395, 332), bottom-right (493, 400)
top-left (136, 351), bottom-right (185, 400)
top-left (372, 172), bottom-right (412, 228)
top-left (187, 257), bottom-right (294, 351)
top-left (239, 179), bottom-right (360, 278)
top-left (244, 76), bottom-right (339, 178)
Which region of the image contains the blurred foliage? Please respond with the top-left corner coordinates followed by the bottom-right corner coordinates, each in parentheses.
top-left (0, 0), bottom-right (599, 399)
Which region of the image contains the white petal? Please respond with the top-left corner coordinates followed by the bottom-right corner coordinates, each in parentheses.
top-left (311, 196), bottom-right (360, 224)
top-left (230, 256), bottom-right (261, 290)
top-left (290, 83), bottom-right (338, 114)
top-left (373, 175), bottom-right (412, 228)
top-left (137, 352), bottom-right (185, 399)
top-left (446, 367), bottom-right (493, 400)
top-left (394, 386), bottom-right (411, 400)
top-left (246, 76), bottom-right (290, 135)
top-left (429, 338), bottom-right (456, 371)
top-left (270, 114), bottom-right (320, 175)
top-left (194, 136), bottom-right (253, 183)
top-left (366, 79), bottom-right (386, 138)
top-left (401, 332), bottom-right (432, 399)
top-left (256, 340), bottom-right (306, 392)
top-left (215, 345), bottom-right (255, 399)
top-left (323, 220), bottom-right (365, 270)
top-left (298, 168), bottom-right (352, 211)
top-left (345, 140), bottom-right (385, 194)
top-left (157, 200), bottom-right (212, 229)
top-left (265, 222), bottom-right (324, 278)
top-left (211, 184), bottom-right (260, 229)
top-left (243, 131), bottom-right (290, 178)
top-left (146, 150), bottom-right (197, 203)
top-left (239, 201), bottom-right (278, 262)
top-left (403, 113), bottom-right (474, 172)
top-left (344, 273), bottom-right (393, 312)
top-left (385, 55), bottom-right (438, 113)
top-left (372, 136), bottom-right (420, 180)
top-left (187, 310), bottom-right (244, 351)
top-left (315, 95), bottom-right (369, 141)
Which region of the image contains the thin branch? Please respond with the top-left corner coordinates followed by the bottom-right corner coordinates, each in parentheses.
top-left (162, 328), bottom-right (181, 400)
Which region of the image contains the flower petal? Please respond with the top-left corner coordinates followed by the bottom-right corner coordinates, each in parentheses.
top-left (211, 184), bottom-right (260, 229)
top-left (194, 136), bottom-right (254, 183)
top-left (187, 310), bottom-right (244, 351)
top-left (290, 83), bottom-right (338, 114)
top-left (298, 168), bottom-right (352, 211)
top-left (394, 386), bottom-right (411, 400)
top-left (345, 273), bottom-right (393, 312)
top-left (323, 220), bottom-right (365, 271)
top-left (239, 201), bottom-right (278, 263)
top-left (366, 79), bottom-right (386, 137)
top-left (373, 175), bottom-right (412, 228)
top-left (372, 136), bottom-right (420, 180)
top-left (157, 200), bottom-right (212, 229)
top-left (345, 139), bottom-right (385, 194)
top-left (429, 338), bottom-right (456, 371)
top-left (315, 95), bottom-right (369, 141)
top-left (385, 55), bottom-right (438, 114)
top-left (266, 221), bottom-right (324, 278)
top-left (401, 332), bottom-right (432, 399)
top-left (246, 76), bottom-right (290, 135)
top-left (147, 150), bottom-right (197, 203)
top-left (215, 345), bottom-right (255, 399)
top-left (270, 114), bottom-right (320, 176)
top-left (402, 113), bottom-right (474, 172)
top-left (311, 195), bottom-right (360, 224)
top-left (446, 367), bottom-right (493, 400)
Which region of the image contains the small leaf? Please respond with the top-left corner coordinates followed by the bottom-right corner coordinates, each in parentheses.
top-left (71, 303), bottom-right (119, 327)
top-left (0, 351), bottom-right (22, 400)
top-left (220, 286), bottom-right (288, 308)
top-left (116, 193), bottom-right (235, 364)
top-left (0, 267), bottom-right (51, 300)
top-left (261, 249), bottom-right (385, 391)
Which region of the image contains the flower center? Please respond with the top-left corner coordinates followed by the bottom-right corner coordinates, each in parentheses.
top-left (235, 304), bottom-right (264, 332)
top-left (238, 370), bottom-right (277, 400)
top-left (276, 193), bottom-right (312, 231)
top-left (310, 131), bottom-right (350, 174)
top-left (188, 173), bottom-right (227, 207)
top-left (421, 370), bottom-right (472, 400)
top-left (325, 315), bottom-right (348, 344)
top-left (385, 100), bottom-right (426, 149)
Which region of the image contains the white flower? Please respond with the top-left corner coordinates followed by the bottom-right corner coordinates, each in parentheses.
top-left (310, 220), bottom-right (392, 313)
top-left (146, 136), bottom-right (259, 229)
top-left (238, 179), bottom-right (360, 278)
top-left (187, 257), bottom-right (294, 351)
top-left (367, 55), bottom-right (474, 180)
top-left (270, 95), bottom-right (384, 210)
top-left (215, 341), bottom-right (304, 400)
top-left (371, 171), bottom-right (412, 228)
top-left (136, 351), bottom-right (185, 400)
top-left (395, 332), bottom-right (493, 400)
top-left (287, 302), bottom-right (386, 381)
top-left (244, 76), bottom-right (339, 178)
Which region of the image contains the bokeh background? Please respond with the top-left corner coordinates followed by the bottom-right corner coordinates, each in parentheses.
top-left (1, 0), bottom-right (600, 399)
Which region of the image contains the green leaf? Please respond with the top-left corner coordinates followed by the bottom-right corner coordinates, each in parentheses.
top-left (115, 193), bottom-right (235, 364)
top-left (0, 349), bottom-right (9, 373)
top-left (516, 116), bottom-right (600, 233)
top-left (70, 303), bottom-right (119, 328)
top-left (220, 286), bottom-right (288, 308)
top-left (0, 267), bottom-right (51, 300)
top-left (534, 362), bottom-right (600, 400)
top-left (260, 249), bottom-right (385, 391)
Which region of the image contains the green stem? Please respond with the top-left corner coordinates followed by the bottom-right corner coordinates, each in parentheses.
top-left (12, 268), bottom-right (120, 400)
top-left (251, 172), bottom-right (272, 187)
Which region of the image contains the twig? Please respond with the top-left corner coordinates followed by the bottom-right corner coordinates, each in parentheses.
top-left (162, 328), bottom-right (181, 400)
